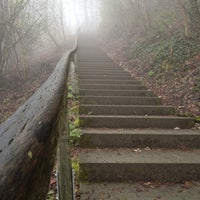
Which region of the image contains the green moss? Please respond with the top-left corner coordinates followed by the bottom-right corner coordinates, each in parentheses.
top-left (46, 190), bottom-right (56, 200)
top-left (69, 128), bottom-right (82, 146)
top-left (195, 116), bottom-right (200, 122)
top-left (78, 119), bottom-right (85, 127)
top-left (79, 136), bottom-right (91, 147)
top-left (148, 70), bottom-right (155, 77)
top-left (79, 169), bottom-right (89, 183)
top-left (68, 83), bottom-right (82, 146)
top-left (71, 160), bottom-right (89, 183)
top-left (72, 160), bottom-right (80, 180)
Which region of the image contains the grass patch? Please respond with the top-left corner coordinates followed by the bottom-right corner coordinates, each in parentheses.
top-left (195, 116), bottom-right (200, 123)
top-left (72, 160), bottom-right (80, 180)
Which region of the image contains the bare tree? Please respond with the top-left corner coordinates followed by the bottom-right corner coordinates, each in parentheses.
top-left (0, 0), bottom-right (71, 78)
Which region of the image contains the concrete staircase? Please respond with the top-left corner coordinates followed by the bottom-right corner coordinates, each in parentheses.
top-left (77, 36), bottom-right (200, 199)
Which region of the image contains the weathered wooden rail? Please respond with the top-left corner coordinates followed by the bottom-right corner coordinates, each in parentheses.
top-left (0, 38), bottom-right (77, 200)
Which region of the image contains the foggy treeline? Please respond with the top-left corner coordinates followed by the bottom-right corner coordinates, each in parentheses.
top-left (100, 0), bottom-right (200, 39)
top-left (0, 0), bottom-right (101, 79)
top-left (0, 0), bottom-right (72, 78)
top-left (1, 0), bottom-right (200, 78)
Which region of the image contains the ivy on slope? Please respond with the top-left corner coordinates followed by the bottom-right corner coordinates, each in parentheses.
top-left (131, 36), bottom-right (200, 76)
top-left (123, 35), bottom-right (200, 116)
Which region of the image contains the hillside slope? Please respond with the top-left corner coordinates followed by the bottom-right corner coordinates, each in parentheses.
top-left (100, 36), bottom-right (200, 121)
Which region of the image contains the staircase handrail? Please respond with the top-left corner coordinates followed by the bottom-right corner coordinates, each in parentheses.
top-left (0, 36), bottom-right (77, 200)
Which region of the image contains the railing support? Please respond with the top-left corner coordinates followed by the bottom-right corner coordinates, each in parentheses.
top-left (70, 53), bottom-right (78, 96)
top-left (0, 37), bottom-right (77, 200)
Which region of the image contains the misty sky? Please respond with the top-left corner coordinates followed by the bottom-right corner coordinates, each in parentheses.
top-left (63, 0), bottom-right (101, 32)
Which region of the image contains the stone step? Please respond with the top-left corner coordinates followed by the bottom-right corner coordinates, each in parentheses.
top-left (78, 49), bottom-right (108, 52)
top-left (80, 128), bottom-right (200, 148)
top-left (80, 182), bottom-right (200, 200)
top-left (79, 96), bottom-right (163, 105)
top-left (78, 51), bottom-right (107, 54)
top-left (78, 53), bottom-right (110, 56)
top-left (79, 74), bottom-right (132, 80)
top-left (79, 105), bottom-right (175, 116)
top-left (78, 62), bottom-right (114, 65)
top-left (78, 64), bottom-right (121, 69)
top-left (78, 54), bottom-right (109, 57)
top-left (78, 62), bottom-right (119, 67)
top-left (78, 58), bottom-right (112, 61)
top-left (77, 54), bottom-right (109, 57)
top-left (78, 60), bottom-right (114, 63)
top-left (79, 148), bottom-right (200, 182)
top-left (78, 67), bottom-right (122, 71)
top-left (78, 51), bottom-right (107, 53)
top-left (78, 69), bottom-right (124, 73)
top-left (78, 63), bottom-right (120, 66)
top-left (79, 84), bottom-right (146, 90)
top-left (79, 89), bottom-right (155, 97)
top-left (79, 115), bottom-right (194, 129)
top-left (79, 79), bottom-right (141, 85)
top-left (78, 68), bottom-right (123, 73)
top-left (78, 71), bottom-right (129, 76)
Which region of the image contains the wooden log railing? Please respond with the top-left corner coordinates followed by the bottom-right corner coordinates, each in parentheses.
top-left (0, 38), bottom-right (77, 200)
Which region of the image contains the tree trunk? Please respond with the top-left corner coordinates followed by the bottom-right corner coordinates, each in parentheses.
top-left (189, 0), bottom-right (200, 35)
top-left (143, 0), bottom-right (152, 30)
top-left (177, 0), bottom-right (191, 37)
top-left (59, 0), bottom-right (66, 42)
top-left (84, 0), bottom-right (89, 29)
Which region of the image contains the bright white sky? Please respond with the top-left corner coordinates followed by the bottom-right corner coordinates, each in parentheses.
top-left (62, 0), bottom-right (101, 33)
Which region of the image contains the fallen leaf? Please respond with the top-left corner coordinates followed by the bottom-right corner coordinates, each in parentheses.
top-left (133, 148), bottom-right (142, 152)
top-left (27, 150), bottom-right (33, 159)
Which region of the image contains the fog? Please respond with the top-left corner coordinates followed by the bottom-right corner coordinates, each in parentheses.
top-left (0, 0), bottom-right (101, 78)
top-left (1, 0), bottom-right (200, 78)
top-left (64, 0), bottom-right (101, 32)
